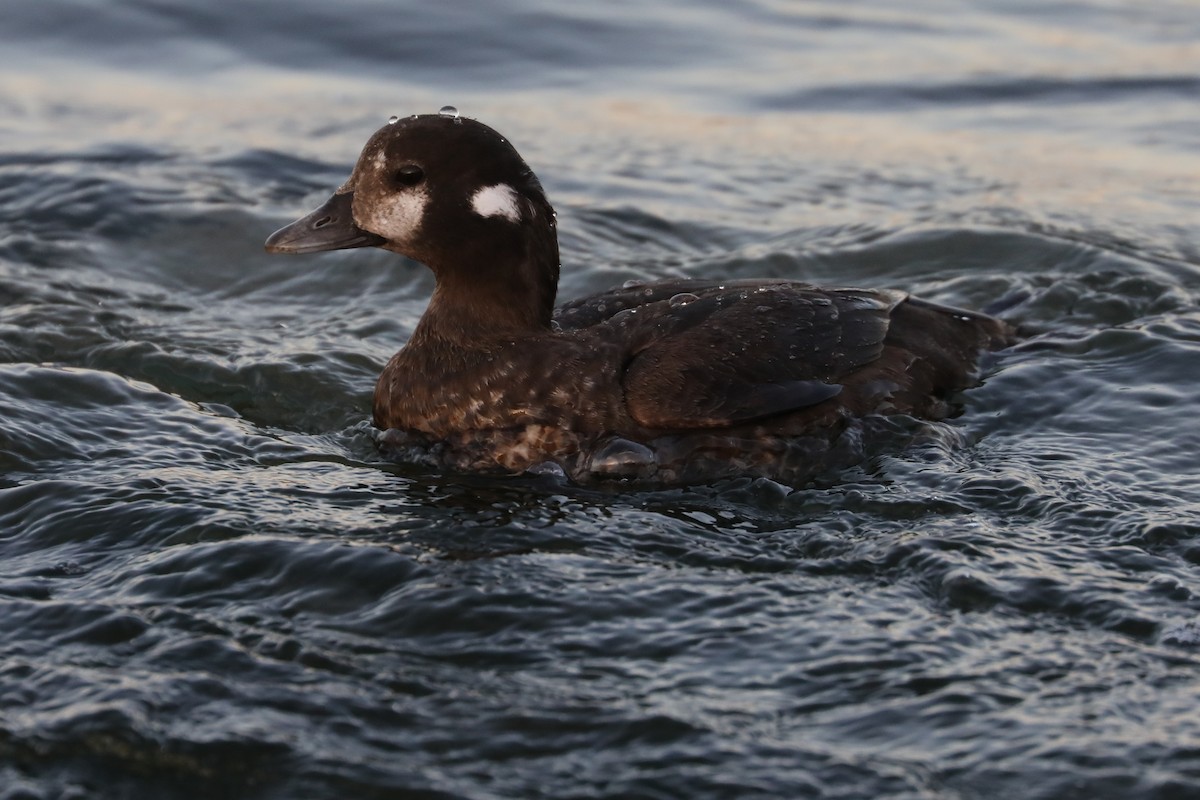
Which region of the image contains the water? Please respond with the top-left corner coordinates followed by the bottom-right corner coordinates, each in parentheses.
top-left (2, 1), bottom-right (1199, 797)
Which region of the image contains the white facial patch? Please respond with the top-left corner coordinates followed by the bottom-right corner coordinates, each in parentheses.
top-left (470, 184), bottom-right (522, 223)
top-left (355, 188), bottom-right (429, 245)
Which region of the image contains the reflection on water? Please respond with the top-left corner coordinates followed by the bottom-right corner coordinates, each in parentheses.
top-left (2, 1), bottom-right (1200, 798)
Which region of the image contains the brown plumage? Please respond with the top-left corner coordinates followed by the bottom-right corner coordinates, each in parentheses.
top-left (266, 113), bottom-right (1014, 485)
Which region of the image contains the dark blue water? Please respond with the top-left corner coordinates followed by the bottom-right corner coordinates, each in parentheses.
top-left (3, 2), bottom-right (1200, 797)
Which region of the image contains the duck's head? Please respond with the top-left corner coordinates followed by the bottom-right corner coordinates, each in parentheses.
top-left (266, 113), bottom-right (560, 333)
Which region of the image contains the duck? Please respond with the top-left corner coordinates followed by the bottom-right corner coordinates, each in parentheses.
top-left (265, 111), bottom-right (1015, 486)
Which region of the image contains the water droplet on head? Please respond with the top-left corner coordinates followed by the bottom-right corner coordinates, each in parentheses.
top-left (387, 115), bottom-right (399, 124)
top-left (622, 279), bottom-right (646, 289)
top-left (439, 105), bottom-right (460, 121)
top-left (669, 292), bottom-right (699, 308)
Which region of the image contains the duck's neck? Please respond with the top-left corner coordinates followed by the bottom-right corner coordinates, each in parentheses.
top-left (410, 237), bottom-right (559, 347)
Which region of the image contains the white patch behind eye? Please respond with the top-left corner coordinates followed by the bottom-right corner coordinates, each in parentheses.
top-left (355, 188), bottom-right (429, 244)
top-left (470, 184), bottom-right (522, 223)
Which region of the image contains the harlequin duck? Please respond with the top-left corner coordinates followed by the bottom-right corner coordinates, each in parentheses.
top-left (265, 112), bottom-right (1014, 485)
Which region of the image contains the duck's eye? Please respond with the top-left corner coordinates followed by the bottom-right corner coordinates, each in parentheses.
top-left (393, 164), bottom-right (425, 187)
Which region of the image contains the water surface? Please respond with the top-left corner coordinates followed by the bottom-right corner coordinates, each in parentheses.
top-left (2, 1), bottom-right (1200, 797)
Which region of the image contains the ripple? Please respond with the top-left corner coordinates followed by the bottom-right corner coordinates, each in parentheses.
top-left (760, 74), bottom-right (1200, 112)
top-left (3, 2), bottom-right (1200, 796)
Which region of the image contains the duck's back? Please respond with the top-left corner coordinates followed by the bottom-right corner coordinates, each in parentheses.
top-left (541, 277), bottom-right (1013, 483)
top-left (556, 278), bottom-right (1012, 424)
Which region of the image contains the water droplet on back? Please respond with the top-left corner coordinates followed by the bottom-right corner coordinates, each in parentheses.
top-left (622, 279), bottom-right (646, 289)
top-left (387, 115), bottom-right (399, 124)
top-left (669, 292), bottom-right (699, 307)
top-left (439, 105), bottom-right (460, 121)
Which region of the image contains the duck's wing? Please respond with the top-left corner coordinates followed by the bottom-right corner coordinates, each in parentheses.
top-left (620, 286), bottom-right (906, 429)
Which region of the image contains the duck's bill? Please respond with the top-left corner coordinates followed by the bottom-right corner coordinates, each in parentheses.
top-left (264, 191), bottom-right (385, 254)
